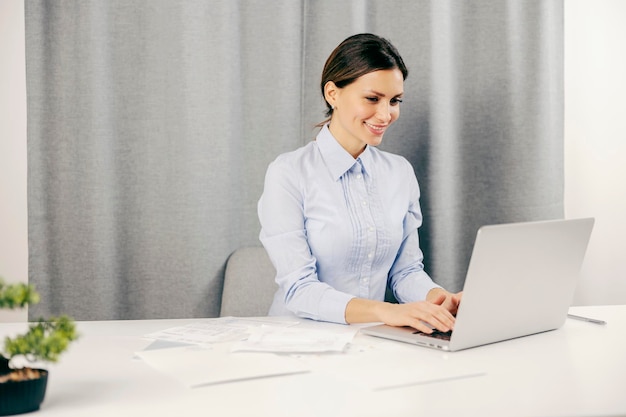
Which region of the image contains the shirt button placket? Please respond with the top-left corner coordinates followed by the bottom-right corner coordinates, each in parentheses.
top-left (355, 159), bottom-right (375, 299)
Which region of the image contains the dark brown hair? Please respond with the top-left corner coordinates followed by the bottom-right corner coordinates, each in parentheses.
top-left (318, 33), bottom-right (408, 125)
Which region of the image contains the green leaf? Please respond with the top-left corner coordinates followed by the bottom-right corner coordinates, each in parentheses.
top-left (3, 316), bottom-right (79, 364)
top-left (0, 278), bottom-right (40, 309)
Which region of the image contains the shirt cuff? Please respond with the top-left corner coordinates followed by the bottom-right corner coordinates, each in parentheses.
top-left (316, 289), bottom-right (356, 324)
top-left (394, 271), bottom-right (442, 303)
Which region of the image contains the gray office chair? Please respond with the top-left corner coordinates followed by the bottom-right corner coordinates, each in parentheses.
top-left (219, 246), bottom-right (277, 317)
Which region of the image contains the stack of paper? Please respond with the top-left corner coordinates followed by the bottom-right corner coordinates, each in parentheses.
top-left (137, 319), bottom-right (357, 388)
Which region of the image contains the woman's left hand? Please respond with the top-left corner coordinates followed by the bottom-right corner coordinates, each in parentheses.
top-left (426, 288), bottom-right (463, 316)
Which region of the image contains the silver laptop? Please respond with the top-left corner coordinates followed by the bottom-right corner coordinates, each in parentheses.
top-left (361, 218), bottom-right (595, 351)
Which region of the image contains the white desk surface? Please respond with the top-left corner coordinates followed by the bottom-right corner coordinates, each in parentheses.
top-left (1, 305), bottom-right (624, 417)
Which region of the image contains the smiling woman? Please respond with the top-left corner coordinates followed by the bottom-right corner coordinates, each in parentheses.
top-left (325, 69), bottom-right (405, 157)
top-left (258, 34), bottom-right (461, 333)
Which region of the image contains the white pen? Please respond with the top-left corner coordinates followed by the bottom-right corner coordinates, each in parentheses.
top-left (567, 313), bottom-right (607, 325)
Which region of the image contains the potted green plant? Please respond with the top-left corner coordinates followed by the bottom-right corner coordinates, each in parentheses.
top-left (0, 278), bottom-right (78, 416)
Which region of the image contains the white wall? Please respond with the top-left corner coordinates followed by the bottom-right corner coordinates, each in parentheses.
top-left (0, 0), bottom-right (28, 321)
top-left (566, 0), bottom-right (626, 305)
top-left (1, 0), bottom-right (624, 322)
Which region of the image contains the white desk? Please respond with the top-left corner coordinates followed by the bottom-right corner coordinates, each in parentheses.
top-left (1, 305), bottom-right (624, 417)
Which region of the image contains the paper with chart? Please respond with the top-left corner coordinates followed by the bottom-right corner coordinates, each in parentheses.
top-left (142, 317), bottom-right (299, 345)
top-left (231, 326), bottom-right (358, 353)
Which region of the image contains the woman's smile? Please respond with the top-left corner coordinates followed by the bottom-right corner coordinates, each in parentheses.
top-left (364, 122), bottom-right (388, 136)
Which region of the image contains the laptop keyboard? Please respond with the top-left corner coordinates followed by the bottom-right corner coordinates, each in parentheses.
top-left (413, 329), bottom-right (453, 341)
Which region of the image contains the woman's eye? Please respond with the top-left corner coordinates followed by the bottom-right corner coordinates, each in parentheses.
top-left (366, 97), bottom-right (379, 102)
top-left (391, 98), bottom-right (403, 105)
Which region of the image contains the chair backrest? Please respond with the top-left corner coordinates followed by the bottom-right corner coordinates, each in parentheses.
top-left (219, 246), bottom-right (277, 317)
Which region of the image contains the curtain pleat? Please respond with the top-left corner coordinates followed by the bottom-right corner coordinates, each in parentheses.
top-left (26, 0), bottom-right (563, 320)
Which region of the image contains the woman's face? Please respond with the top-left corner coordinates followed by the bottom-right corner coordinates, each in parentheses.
top-left (326, 69), bottom-right (404, 158)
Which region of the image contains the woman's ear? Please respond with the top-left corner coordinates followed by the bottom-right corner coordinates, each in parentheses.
top-left (324, 81), bottom-right (338, 108)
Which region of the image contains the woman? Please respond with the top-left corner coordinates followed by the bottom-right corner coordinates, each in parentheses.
top-left (258, 33), bottom-right (461, 334)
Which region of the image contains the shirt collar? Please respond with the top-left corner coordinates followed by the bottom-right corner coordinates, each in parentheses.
top-left (316, 124), bottom-right (373, 181)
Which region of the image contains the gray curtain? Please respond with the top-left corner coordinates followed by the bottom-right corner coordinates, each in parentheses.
top-left (26, 0), bottom-right (563, 320)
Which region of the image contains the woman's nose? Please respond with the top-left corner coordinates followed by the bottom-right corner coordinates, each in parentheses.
top-left (376, 103), bottom-right (392, 122)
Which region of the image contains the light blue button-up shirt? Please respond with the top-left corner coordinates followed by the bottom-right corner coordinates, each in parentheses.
top-left (258, 125), bottom-right (441, 324)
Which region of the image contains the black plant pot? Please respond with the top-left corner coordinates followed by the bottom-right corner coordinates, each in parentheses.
top-left (0, 370), bottom-right (48, 416)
